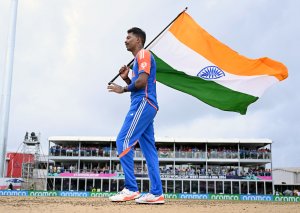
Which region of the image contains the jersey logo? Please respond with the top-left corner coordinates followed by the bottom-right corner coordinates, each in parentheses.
top-left (140, 62), bottom-right (147, 69)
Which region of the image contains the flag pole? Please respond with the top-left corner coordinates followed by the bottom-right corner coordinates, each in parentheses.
top-left (108, 7), bottom-right (188, 85)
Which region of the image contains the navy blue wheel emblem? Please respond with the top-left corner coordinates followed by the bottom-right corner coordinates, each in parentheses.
top-left (197, 66), bottom-right (225, 80)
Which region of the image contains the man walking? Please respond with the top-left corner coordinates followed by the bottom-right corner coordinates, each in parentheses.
top-left (107, 27), bottom-right (164, 204)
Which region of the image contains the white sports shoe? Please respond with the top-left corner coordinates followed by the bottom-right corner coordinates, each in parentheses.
top-left (135, 193), bottom-right (165, 204)
top-left (109, 188), bottom-right (140, 202)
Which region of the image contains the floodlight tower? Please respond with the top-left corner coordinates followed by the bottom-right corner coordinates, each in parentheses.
top-left (0, 0), bottom-right (19, 178)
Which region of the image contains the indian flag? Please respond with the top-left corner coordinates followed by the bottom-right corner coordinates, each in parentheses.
top-left (148, 12), bottom-right (288, 115)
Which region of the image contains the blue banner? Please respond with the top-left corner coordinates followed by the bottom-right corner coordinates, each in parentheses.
top-left (240, 194), bottom-right (273, 201)
top-left (59, 191), bottom-right (90, 197)
top-left (0, 190), bottom-right (300, 202)
top-left (0, 190), bottom-right (28, 196)
top-left (179, 193), bottom-right (209, 199)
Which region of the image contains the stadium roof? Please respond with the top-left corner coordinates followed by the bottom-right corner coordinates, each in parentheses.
top-left (48, 136), bottom-right (272, 146)
top-left (273, 168), bottom-right (300, 173)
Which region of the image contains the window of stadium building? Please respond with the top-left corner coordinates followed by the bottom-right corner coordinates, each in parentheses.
top-left (224, 181), bottom-right (231, 194)
top-left (87, 179), bottom-right (93, 191)
top-left (111, 179), bottom-right (117, 192)
top-left (208, 181), bottom-right (215, 194)
top-left (118, 179), bottom-right (124, 191)
top-left (183, 180), bottom-right (190, 193)
top-left (94, 179), bottom-right (101, 192)
top-left (266, 182), bottom-right (273, 194)
top-left (102, 179), bottom-right (109, 192)
top-left (136, 180), bottom-right (141, 192)
top-left (249, 181), bottom-right (256, 194)
top-left (54, 178), bottom-right (61, 191)
top-left (143, 180), bottom-right (150, 192)
top-left (167, 180), bottom-right (174, 193)
top-left (200, 181), bottom-right (207, 194)
top-left (63, 178), bottom-right (70, 191)
top-left (241, 181), bottom-right (248, 194)
top-left (233, 181), bottom-right (240, 194)
top-left (191, 181), bottom-right (198, 193)
top-left (71, 179), bottom-right (77, 191)
top-left (47, 178), bottom-right (54, 191)
top-left (78, 179), bottom-right (85, 191)
top-left (257, 182), bottom-right (264, 194)
top-left (216, 181), bottom-right (223, 194)
top-left (175, 180), bottom-right (182, 193)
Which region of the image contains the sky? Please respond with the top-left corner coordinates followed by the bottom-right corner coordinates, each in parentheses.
top-left (0, 0), bottom-right (299, 168)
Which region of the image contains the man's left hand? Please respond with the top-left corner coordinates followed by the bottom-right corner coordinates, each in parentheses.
top-left (107, 83), bottom-right (124, 94)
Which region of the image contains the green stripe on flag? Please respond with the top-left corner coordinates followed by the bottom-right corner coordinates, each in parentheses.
top-left (153, 53), bottom-right (258, 114)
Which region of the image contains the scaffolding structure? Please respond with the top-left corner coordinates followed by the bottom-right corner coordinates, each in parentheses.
top-left (21, 132), bottom-right (41, 190)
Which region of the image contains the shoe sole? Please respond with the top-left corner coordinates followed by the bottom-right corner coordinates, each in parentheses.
top-left (109, 195), bottom-right (141, 202)
top-left (136, 200), bottom-right (165, 204)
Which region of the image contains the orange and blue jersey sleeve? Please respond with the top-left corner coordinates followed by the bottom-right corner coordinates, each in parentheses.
top-left (137, 49), bottom-right (151, 75)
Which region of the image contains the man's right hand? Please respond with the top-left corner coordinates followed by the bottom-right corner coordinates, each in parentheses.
top-left (119, 65), bottom-right (130, 80)
top-left (119, 65), bottom-right (131, 85)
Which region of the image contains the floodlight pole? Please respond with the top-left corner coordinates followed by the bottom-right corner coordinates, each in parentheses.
top-left (0, 0), bottom-right (19, 178)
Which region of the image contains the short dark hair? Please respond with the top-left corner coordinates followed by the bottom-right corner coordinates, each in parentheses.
top-left (127, 27), bottom-right (146, 46)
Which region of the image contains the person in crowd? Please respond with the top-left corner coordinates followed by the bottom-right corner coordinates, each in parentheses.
top-left (8, 183), bottom-right (13, 190)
